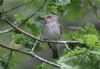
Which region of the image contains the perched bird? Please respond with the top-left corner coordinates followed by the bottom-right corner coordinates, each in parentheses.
top-left (42, 14), bottom-right (61, 59)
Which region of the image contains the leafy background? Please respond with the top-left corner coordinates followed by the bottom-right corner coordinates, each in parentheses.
top-left (0, 0), bottom-right (100, 69)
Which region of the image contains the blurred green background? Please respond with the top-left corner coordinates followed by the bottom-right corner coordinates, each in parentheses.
top-left (0, 0), bottom-right (100, 69)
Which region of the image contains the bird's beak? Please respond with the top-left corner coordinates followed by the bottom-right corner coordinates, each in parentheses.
top-left (43, 16), bottom-right (46, 19)
top-left (40, 17), bottom-right (44, 20)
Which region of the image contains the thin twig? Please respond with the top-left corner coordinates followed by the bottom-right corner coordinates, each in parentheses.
top-left (31, 40), bottom-right (39, 52)
top-left (64, 43), bottom-right (73, 52)
top-left (0, 0), bottom-right (47, 34)
top-left (0, 29), bottom-right (12, 34)
top-left (0, 0), bottom-right (79, 68)
top-left (4, 0), bottom-right (32, 13)
top-left (0, 0), bottom-right (3, 5)
top-left (31, 35), bottom-right (41, 52)
top-left (0, 22), bottom-right (20, 34)
top-left (0, 44), bottom-right (61, 68)
top-left (21, 0), bottom-right (47, 23)
top-left (4, 50), bottom-right (12, 69)
top-left (63, 56), bottom-right (77, 62)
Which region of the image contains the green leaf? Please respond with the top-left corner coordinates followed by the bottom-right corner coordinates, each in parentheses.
top-left (77, 38), bottom-right (84, 44)
top-left (84, 23), bottom-right (98, 35)
top-left (42, 63), bottom-right (49, 69)
top-left (0, 55), bottom-right (3, 61)
top-left (63, 47), bottom-right (86, 58)
top-left (65, 0), bottom-right (83, 21)
top-left (88, 50), bottom-right (100, 55)
top-left (65, 23), bottom-right (99, 48)
top-left (60, 63), bottom-right (73, 69)
top-left (26, 19), bottom-right (42, 36)
top-left (35, 64), bottom-right (42, 69)
top-left (48, 5), bottom-right (58, 14)
top-left (34, 63), bottom-right (50, 69)
top-left (13, 33), bottom-right (34, 49)
top-left (83, 34), bottom-right (99, 47)
top-left (14, 14), bottom-right (27, 21)
top-left (13, 33), bottom-right (24, 44)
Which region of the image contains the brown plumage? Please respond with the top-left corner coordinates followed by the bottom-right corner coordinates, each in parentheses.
top-left (42, 14), bottom-right (61, 59)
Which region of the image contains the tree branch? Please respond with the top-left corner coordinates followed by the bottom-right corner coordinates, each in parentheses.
top-left (5, 18), bottom-right (79, 44)
top-left (4, 50), bottom-right (12, 69)
top-left (0, 0), bottom-right (47, 34)
top-left (0, 44), bottom-right (61, 68)
top-left (64, 43), bottom-right (73, 52)
top-left (4, 0), bottom-right (32, 13)
top-left (31, 40), bottom-right (39, 52)
top-left (0, 0), bottom-right (81, 68)
top-left (21, 0), bottom-right (47, 23)
top-left (0, 28), bottom-right (12, 34)
top-left (0, 0), bottom-right (3, 5)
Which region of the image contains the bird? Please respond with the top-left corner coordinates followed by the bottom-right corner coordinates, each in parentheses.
top-left (42, 14), bottom-right (61, 59)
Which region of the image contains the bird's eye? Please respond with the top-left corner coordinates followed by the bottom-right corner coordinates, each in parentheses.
top-left (48, 16), bottom-right (51, 18)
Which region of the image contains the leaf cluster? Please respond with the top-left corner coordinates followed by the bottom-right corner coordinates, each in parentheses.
top-left (59, 23), bottom-right (100, 69)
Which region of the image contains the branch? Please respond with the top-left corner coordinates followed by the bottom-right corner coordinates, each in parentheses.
top-left (0, 28), bottom-right (12, 34)
top-left (21, 0), bottom-right (47, 23)
top-left (4, 50), bottom-right (12, 69)
top-left (4, 0), bottom-right (32, 13)
top-left (5, 18), bottom-right (79, 44)
top-left (0, 44), bottom-right (60, 68)
top-left (31, 40), bottom-right (39, 52)
top-left (0, 0), bottom-right (47, 34)
top-left (0, 0), bottom-right (3, 5)
top-left (64, 43), bottom-right (73, 52)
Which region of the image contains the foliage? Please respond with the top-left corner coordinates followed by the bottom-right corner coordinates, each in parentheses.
top-left (0, 51), bottom-right (17, 69)
top-left (35, 63), bottom-right (50, 69)
top-left (65, 23), bottom-right (100, 49)
top-left (58, 23), bottom-right (100, 69)
top-left (0, 0), bottom-right (100, 69)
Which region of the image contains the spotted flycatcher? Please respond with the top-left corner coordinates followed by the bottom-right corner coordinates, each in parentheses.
top-left (42, 14), bottom-right (61, 59)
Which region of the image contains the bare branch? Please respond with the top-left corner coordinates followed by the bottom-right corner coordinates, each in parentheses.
top-left (31, 35), bottom-right (41, 52)
top-left (0, 0), bottom-right (80, 68)
top-left (4, 0), bottom-right (32, 13)
top-left (0, 28), bottom-right (12, 34)
top-left (4, 50), bottom-right (12, 69)
top-left (21, 0), bottom-right (47, 23)
top-left (0, 0), bottom-right (3, 5)
top-left (0, 0), bottom-right (47, 34)
top-left (31, 40), bottom-right (39, 52)
top-left (5, 18), bottom-right (79, 44)
top-left (64, 43), bottom-right (73, 52)
top-left (0, 44), bottom-right (61, 68)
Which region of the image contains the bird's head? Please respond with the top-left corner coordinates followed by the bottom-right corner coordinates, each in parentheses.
top-left (43, 14), bottom-right (58, 24)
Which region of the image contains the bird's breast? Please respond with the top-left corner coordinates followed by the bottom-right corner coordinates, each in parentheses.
top-left (43, 22), bottom-right (60, 40)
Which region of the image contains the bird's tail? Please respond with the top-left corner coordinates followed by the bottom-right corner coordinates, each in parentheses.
top-left (48, 43), bottom-right (59, 59)
top-left (52, 48), bottom-right (59, 59)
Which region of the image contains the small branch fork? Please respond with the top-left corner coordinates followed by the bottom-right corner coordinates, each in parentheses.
top-left (0, 44), bottom-right (61, 68)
